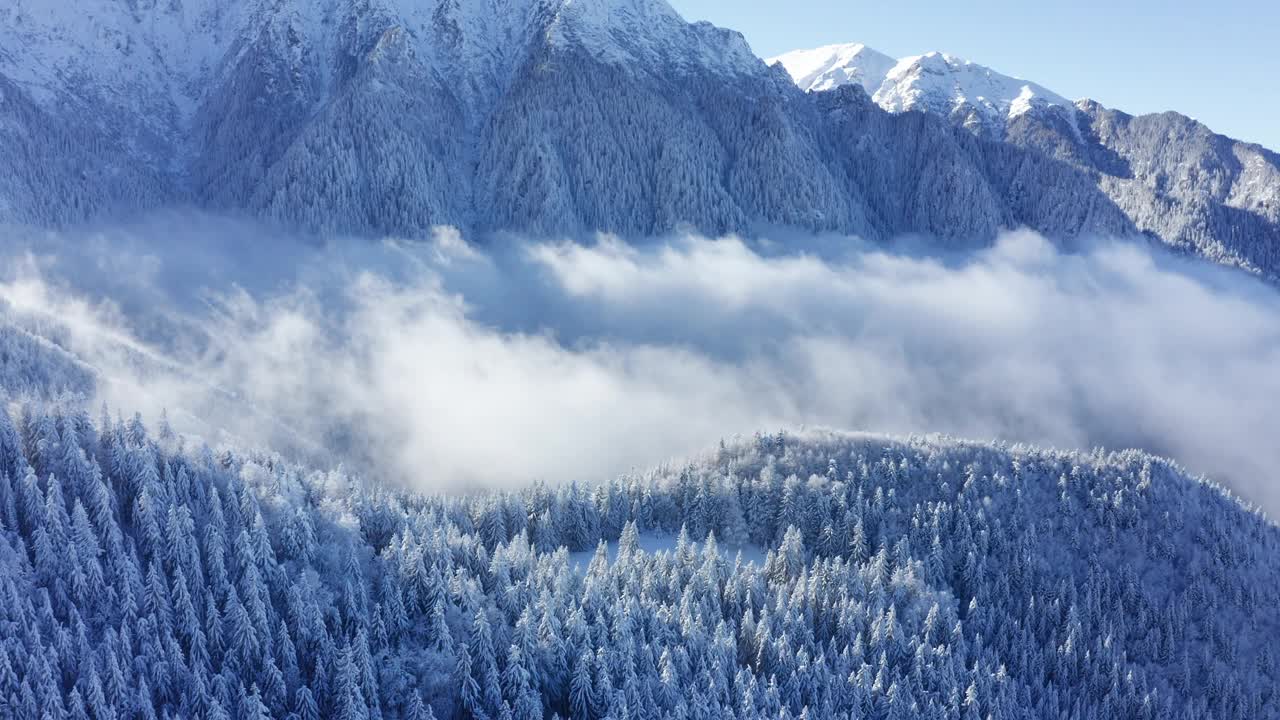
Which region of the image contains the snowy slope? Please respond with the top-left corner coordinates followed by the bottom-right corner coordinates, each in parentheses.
top-left (544, 0), bottom-right (759, 76)
top-left (761, 42), bottom-right (897, 94)
top-left (0, 0), bottom-right (245, 145)
top-left (770, 42), bottom-right (1074, 137)
top-left (0, 0), bottom-right (758, 129)
top-left (771, 41), bottom-right (1280, 277)
top-left (0, 0), bottom-right (1124, 244)
top-left (567, 532), bottom-right (767, 571)
top-left (1, 1), bottom-right (1278, 278)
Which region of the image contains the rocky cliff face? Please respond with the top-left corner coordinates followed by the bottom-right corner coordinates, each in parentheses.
top-left (1008, 102), bottom-right (1280, 274)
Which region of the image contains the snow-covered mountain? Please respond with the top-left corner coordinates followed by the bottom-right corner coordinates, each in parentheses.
top-left (0, 0), bottom-right (1134, 245)
top-left (764, 42), bottom-right (898, 95)
top-left (769, 42), bottom-right (1073, 138)
top-left (1, 1), bottom-right (1278, 277)
top-left (771, 41), bottom-right (1280, 276)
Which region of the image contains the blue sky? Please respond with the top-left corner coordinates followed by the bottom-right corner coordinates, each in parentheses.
top-left (669, 0), bottom-right (1280, 151)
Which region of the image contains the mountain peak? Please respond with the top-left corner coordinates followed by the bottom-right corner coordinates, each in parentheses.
top-left (771, 41), bottom-right (1074, 136)
top-left (768, 42), bottom-right (896, 94)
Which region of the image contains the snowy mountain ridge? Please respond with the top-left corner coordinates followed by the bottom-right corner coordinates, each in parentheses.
top-left (765, 43), bottom-right (897, 95)
top-left (769, 41), bottom-right (1076, 137)
top-left (0, 0), bottom-right (756, 120)
top-left (0, 0), bottom-right (1131, 242)
top-left (2, 1), bottom-right (1280, 280)
top-left (769, 40), bottom-right (1280, 277)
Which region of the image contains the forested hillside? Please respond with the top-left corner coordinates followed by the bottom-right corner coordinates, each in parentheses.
top-left (1, 402), bottom-right (1276, 720)
top-left (7, 0), bottom-right (1280, 279)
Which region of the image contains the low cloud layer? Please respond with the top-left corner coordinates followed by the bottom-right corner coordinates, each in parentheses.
top-left (3, 218), bottom-right (1279, 511)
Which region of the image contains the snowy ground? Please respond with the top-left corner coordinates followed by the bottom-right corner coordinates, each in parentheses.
top-left (567, 532), bottom-right (767, 572)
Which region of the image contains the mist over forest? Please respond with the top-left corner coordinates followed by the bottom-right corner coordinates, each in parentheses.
top-left (4, 216), bottom-right (1278, 513)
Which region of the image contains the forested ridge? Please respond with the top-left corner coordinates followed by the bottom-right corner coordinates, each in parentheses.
top-left (0, 401), bottom-right (1276, 720)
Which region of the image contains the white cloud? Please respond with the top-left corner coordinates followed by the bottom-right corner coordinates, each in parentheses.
top-left (3, 220), bottom-right (1280, 511)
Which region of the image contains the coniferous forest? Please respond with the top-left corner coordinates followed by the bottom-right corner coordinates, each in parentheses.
top-left (0, 401), bottom-right (1276, 720)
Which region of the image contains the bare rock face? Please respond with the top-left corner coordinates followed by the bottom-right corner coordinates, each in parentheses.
top-left (1009, 103), bottom-right (1280, 275)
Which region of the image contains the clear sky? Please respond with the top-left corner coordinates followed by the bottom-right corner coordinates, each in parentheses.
top-left (669, 0), bottom-right (1280, 152)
